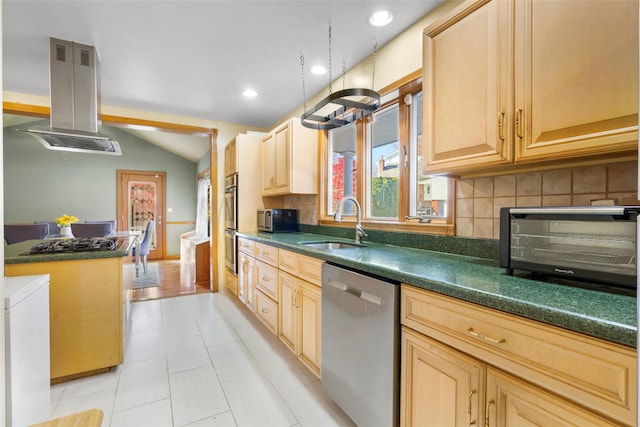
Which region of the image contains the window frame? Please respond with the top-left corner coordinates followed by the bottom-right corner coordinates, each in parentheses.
top-left (318, 71), bottom-right (456, 236)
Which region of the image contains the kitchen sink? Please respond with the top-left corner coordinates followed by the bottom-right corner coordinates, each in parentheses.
top-left (297, 241), bottom-right (365, 250)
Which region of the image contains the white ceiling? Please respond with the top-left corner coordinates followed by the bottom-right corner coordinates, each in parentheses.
top-left (3, 0), bottom-right (444, 161)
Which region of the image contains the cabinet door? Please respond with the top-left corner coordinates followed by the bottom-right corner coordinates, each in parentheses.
top-left (298, 280), bottom-right (321, 378)
top-left (401, 327), bottom-right (485, 427)
top-left (278, 271), bottom-right (298, 354)
top-left (486, 368), bottom-right (620, 426)
top-left (244, 256), bottom-right (256, 312)
top-left (224, 138), bottom-right (237, 177)
top-left (423, 0), bottom-right (513, 174)
top-left (274, 124), bottom-right (290, 192)
top-left (515, 0), bottom-right (638, 162)
top-left (261, 133), bottom-right (276, 194)
top-left (238, 252), bottom-right (248, 304)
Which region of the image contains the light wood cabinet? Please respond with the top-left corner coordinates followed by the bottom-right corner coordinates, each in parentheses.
top-left (225, 134), bottom-right (264, 231)
top-left (401, 285), bottom-right (637, 426)
top-left (423, 0), bottom-right (638, 175)
top-left (277, 249), bottom-right (322, 378)
top-left (224, 268), bottom-right (237, 296)
top-left (238, 251), bottom-right (255, 312)
top-left (401, 327), bottom-right (486, 426)
top-left (224, 137), bottom-right (237, 177)
top-left (261, 117), bottom-right (318, 196)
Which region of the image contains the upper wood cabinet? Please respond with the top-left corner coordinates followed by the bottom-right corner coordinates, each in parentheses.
top-left (423, 0), bottom-right (638, 175)
top-left (261, 118), bottom-right (318, 196)
top-left (224, 137), bottom-right (237, 177)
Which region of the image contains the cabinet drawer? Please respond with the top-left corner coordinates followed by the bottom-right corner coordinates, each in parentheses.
top-left (298, 254), bottom-right (322, 286)
top-left (238, 237), bottom-right (255, 256)
top-left (256, 242), bottom-right (278, 266)
top-left (255, 289), bottom-right (278, 335)
top-left (255, 260), bottom-right (278, 301)
top-left (278, 249), bottom-right (299, 275)
top-left (401, 285), bottom-right (637, 426)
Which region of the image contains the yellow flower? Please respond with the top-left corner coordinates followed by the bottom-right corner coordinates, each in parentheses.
top-left (56, 214), bottom-right (79, 227)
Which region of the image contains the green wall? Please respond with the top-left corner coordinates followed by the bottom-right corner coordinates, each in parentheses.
top-left (3, 119), bottom-right (198, 256)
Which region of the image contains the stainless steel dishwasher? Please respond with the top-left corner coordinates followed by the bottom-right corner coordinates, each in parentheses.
top-left (321, 262), bottom-right (400, 427)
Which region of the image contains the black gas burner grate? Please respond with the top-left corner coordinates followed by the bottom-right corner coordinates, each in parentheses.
top-left (30, 237), bottom-right (118, 254)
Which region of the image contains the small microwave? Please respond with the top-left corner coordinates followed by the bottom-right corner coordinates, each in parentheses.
top-left (499, 206), bottom-right (640, 288)
top-left (257, 209), bottom-right (298, 233)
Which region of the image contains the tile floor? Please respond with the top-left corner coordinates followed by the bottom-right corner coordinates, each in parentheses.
top-left (49, 291), bottom-right (356, 427)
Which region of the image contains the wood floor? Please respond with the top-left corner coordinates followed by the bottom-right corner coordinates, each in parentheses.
top-left (131, 259), bottom-right (211, 302)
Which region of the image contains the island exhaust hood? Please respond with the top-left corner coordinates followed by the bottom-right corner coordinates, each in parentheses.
top-left (26, 38), bottom-right (121, 155)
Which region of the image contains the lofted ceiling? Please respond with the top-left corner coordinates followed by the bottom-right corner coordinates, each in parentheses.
top-left (3, 0), bottom-right (444, 161)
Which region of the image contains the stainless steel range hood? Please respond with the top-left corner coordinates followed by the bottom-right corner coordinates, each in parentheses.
top-left (26, 38), bottom-right (121, 155)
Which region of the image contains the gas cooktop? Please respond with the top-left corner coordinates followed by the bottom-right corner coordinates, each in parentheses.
top-left (29, 237), bottom-right (118, 254)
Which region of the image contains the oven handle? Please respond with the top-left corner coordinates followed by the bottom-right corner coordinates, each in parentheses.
top-left (327, 279), bottom-right (382, 306)
top-left (509, 206), bottom-right (640, 216)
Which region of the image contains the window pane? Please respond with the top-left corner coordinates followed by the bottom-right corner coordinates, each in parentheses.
top-left (328, 123), bottom-right (357, 215)
top-left (412, 91), bottom-right (448, 219)
top-left (368, 105), bottom-right (399, 219)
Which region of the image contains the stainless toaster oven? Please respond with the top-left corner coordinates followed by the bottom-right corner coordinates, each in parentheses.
top-left (499, 206), bottom-right (640, 288)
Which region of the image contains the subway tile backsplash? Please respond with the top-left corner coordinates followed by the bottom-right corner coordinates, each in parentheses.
top-left (457, 161), bottom-right (639, 239)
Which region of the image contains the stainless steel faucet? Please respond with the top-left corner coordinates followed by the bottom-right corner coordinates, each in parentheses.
top-left (334, 196), bottom-right (367, 244)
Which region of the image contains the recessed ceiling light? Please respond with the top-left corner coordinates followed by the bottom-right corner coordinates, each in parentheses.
top-left (369, 10), bottom-right (393, 27)
top-left (242, 89), bottom-right (258, 98)
top-left (310, 65), bottom-right (327, 75)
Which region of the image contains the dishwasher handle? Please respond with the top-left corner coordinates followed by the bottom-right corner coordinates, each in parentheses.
top-left (326, 279), bottom-right (383, 306)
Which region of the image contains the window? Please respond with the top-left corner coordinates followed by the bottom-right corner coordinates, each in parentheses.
top-left (322, 74), bottom-right (455, 235)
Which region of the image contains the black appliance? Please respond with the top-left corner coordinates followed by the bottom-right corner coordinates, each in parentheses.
top-left (500, 206), bottom-right (640, 288)
top-left (257, 209), bottom-right (298, 233)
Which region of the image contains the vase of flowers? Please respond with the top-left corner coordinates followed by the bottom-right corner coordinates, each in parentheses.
top-left (56, 214), bottom-right (79, 238)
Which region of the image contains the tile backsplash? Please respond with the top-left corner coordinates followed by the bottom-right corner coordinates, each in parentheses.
top-left (284, 160), bottom-right (639, 241)
top-left (457, 161), bottom-right (639, 239)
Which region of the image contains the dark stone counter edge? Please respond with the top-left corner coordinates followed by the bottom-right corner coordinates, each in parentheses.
top-left (5, 238), bottom-right (136, 264)
top-left (238, 231), bottom-right (637, 348)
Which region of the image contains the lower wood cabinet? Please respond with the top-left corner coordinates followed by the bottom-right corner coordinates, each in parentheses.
top-left (401, 285), bottom-right (637, 426)
top-left (238, 251), bottom-right (255, 312)
top-left (224, 269), bottom-right (237, 296)
top-left (279, 270), bottom-right (321, 378)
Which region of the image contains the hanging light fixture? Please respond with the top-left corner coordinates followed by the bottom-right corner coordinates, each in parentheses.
top-left (300, 24), bottom-right (381, 130)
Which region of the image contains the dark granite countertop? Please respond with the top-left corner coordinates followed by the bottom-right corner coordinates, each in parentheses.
top-left (238, 231), bottom-right (637, 348)
top-left (4, 237), bottom-right (136, 264)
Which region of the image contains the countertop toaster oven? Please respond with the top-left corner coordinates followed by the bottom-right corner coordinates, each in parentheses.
top-left (499, 206), bottom-right (640, 288)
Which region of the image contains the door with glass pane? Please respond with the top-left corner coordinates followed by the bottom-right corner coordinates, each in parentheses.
top-left (117, 170), bottom-right (165, 260)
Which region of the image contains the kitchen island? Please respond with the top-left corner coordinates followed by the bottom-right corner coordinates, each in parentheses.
top-left (4, 237), bottom-right (137, 383)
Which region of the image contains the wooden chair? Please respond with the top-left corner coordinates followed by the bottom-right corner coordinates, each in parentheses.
top-left (4, 223), bottom-right (49, 244)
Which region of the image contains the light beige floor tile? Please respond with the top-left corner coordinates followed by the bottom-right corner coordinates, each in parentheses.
top-left (234, 323), bottom-right (277, 355)
top-left (198, 318), bottom-right (239, 347)
top-left (207, 340), bottom-right (261, 383)
top-left (183, 411), bottom-right (237, 427)
top-left (129, 308), bottom-right (163, 334)
top-left (166, 335), bottom-right (210, 374)
top-left (221, 374), bottom-right (297, 427)
top-left (169, 365), bottom-right (229, 426)
top-left (123, 329), bottom-right (166, 364)
top-left (252, 347), bottom-right (311, 393)
top-left (281, 385), bottom-right (356, 427)
top-left (57, 367), bottom-right (119, 400)
top-left (110, 398), bottom-right (173, 427)
top-left (114, 357), bottom-right (170, 412)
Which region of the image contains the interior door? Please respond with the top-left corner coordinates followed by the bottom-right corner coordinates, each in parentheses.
top-left (117, 170), bottom-right (166, 260)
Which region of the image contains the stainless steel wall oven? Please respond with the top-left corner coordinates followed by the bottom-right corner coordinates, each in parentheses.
top-left (224, 174), bottom-right (238, 273)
